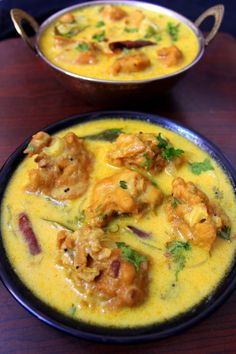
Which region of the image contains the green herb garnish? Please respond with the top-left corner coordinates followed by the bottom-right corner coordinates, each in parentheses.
top-left (119, 180), bottom-right (128, 189)
top-left (167, 22), bottom-right (180, 42)
top-left (96, 20), bottom-right (105, 28)
top-left (116, 242), bottom-right (147, 272)
top-left (76, 43), bottom-right (89, 51)
top-left (141, 153), bottom-right (152, 171)
top-left (166, 241), bottom-right (191, 280)
top-left (217, 226), bottom-right (231, 241)
top-left (171, 197), bottom-right (182, 208)
top-left (68, 303), bottom-right (77, 316)
top-left (144, 26), bottom-right (162, 42)
top-left (128, 166), bottom-right (159, 188)
top-left (82, 128), bottom-right (122, 142)
top-left (213, 186), bottom-right (224, 200)
top-left (27, 143), bottom-right (35, 152)
top-left (189, 159), bottom-right (214, 175)
top-left (157, 133), bottom-right (184, 161)
top-left (92, 30), bottom-right (105, 42)
top-left (124, 27), bottom-right (138, 33)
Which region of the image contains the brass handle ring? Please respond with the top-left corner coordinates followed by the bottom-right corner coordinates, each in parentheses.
top-left (10, 8), bottom-right (39, 52)
top-left (195, 4), bottom-right (224, 46)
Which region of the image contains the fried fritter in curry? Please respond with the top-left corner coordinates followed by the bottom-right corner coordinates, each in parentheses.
top-left (24, 131), bottom-right (93, 200)
top-left (165, 177), bottom-right (231, 251)
top-left (86, 169), bottom-right (163, 227)
top-left (107, 132), bottom-right (184, 173)
top-left (57, 225), bottom-right (148, 309)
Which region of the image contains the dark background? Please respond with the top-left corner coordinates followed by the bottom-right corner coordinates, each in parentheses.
top-left (0, 0), bottom-right (235, 41)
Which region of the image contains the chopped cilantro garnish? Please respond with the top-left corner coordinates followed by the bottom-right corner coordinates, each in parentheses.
top-left (119, 180), bottom-right (128, 189)
top-left (142, 152), bottom-right (152, 171)
top-left (189, 159), bottom-right (214, 175)
top-left (92, 30), bottom-right (105, 42)
top-left (124, 27), bottom-right (138, 33)
top-left (96, 20), bottom-right (105, 28)
top-left (145, 26), bottom-right (157, 38)
top-left (217, 226), bottom-right (231, 241)
top-left (76, 43), bottom-right (89, 51)
top-left (171, 197), bottom-right (182, 208)
top-left (157, 133), bottom-right (184, 161)
top-left (68, 303), bottom-right (77, 316)
top-left (116, 242), bottom-right (147, 272)
top-left (213, 186), bottom-right (224, 200)
top-left (166, 241), bottom-right (191, 280)
top-left (27, 143), bottom-right (35, 152)
top-left (167, 22), bottom-right (180, 42)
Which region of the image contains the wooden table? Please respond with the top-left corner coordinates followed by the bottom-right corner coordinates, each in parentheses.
top-left (0, 33), bottom-right (235, 353)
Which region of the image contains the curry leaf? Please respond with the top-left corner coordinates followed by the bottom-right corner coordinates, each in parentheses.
top-left (116, 242), bottom-right (147, 272)
top-left (189, 159), bottom-right (214, 175)
top-left (82, 128), bottom-right (122, 142)
top-left (119, 180), bottom-right (128, 189)
top-left (217, 226), bottom-right (231, 241)
top-left (68, 303), bottom-right (77, 316)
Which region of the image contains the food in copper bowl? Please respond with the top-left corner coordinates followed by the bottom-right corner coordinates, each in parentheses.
top-left (10, 1), bottom-right (224, 104)
top-left (0, 112), bottom-right (236, 343)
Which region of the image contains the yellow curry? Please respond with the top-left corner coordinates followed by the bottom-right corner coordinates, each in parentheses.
top-left (39, 4), bottom-right (199, 80)
top-left (1, 118), bottom-right (236, 328)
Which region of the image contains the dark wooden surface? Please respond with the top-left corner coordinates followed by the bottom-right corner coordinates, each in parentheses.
top-left (0, 33), bottom-right (235, 354)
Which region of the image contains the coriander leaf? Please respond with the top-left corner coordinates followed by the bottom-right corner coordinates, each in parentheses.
top-left (145, 26), bottom-right (157, 38)
top-left (171, 197), bottom-right (182, 208)
top-left (189, 159), bottom-right (214, 175)
top-left (213, 186), bottom-right (224, 200)
top-left (82, 128), bottom-right (122, 142)
top-left (217, 226), bottom-right (231, 241)
top-left (124, 27), bottom-right (138, 33)
top-left (68, 303), bottom-right (77, 316)
top-left (166, 241), bottom-right (191, 280)
top-left (92, 30), bottom-right (105, 42)
top-left (76, 43), bottom-right (89, 51)
top-left (157, 133), bottom-right (184, 161)
top-left (119, 180), bottom-right (128, 189)
top-left (27, 143), bottom-right (35, 152)
top-left (154, 33), bottom-right (162, 42)
top-left (116, 242), bottom-right (147, 272)
top-left (141, 152), bottom-right (152, 171)
top-left (96, 20), bottom-right (105, 28)
top-left (167, 22), bottom-right (180, 42)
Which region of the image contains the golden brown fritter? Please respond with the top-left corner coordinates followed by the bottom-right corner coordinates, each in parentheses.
top-left (24, 131), bottom-right (93, 200)
top-left (157, 45), bottom-right (183, 67)
top-left (57, 225), bottom-right (148, 308)
top-left (165, 177), bottom-right (230, 251)
top-left (101, 5), bottom-right (127, 21)
top-left (111, 53), bottom-right (151, 75)
top-left (107, 132), bottom-right (183, 173)
top-left (86, 169), bottom-right (163, 227)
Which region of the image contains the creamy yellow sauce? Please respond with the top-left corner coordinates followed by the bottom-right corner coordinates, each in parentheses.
top-left (1, 118), bottom-right (236, 328)
top-left (39, 4), bottom-right (199, 80)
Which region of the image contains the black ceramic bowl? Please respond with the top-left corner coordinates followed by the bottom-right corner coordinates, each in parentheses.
top-left (0, 111), bottom-right (236, 344)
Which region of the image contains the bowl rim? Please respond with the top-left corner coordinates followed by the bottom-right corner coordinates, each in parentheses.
top-left (35, 0), bottom-right (205, 85)
top-left (0, 110), bottom-right (236, 344)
